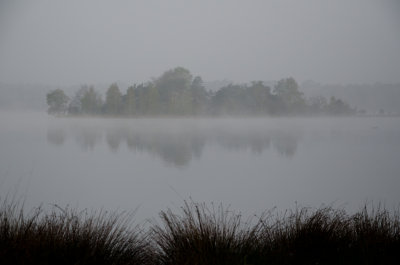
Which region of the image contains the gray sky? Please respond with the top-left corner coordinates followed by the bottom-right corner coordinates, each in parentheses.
top-left (0, 0), bottom-right (399, 86)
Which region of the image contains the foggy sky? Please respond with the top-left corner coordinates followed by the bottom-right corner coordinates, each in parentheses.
top-left (0, 0), bottom-right (399, 86)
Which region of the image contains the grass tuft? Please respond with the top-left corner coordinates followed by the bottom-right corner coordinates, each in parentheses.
top-left (151, 201), bottom-right (260, 265)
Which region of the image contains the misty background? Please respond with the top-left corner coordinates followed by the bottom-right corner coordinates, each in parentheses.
top-left (1, 0), bottom-right (400, 224)
top-left (1, 0), bottom-right (400, 113)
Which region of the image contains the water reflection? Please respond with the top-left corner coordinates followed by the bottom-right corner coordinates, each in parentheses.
top-left (273, 132), bottom-right (299, 157)
top-left (47, 121), bottom-right (300, 167)
top-left (75, 127), bottom-right (102, 151)
top-left (46, 129), bottom-right (66, 146)
top-left (124, 131), bottom-right (205, 167)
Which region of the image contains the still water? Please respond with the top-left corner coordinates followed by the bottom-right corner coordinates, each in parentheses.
top-left (1, 112), bottom-right (399, 221)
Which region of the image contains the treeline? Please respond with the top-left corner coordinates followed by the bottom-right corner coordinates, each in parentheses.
top-left (301, 80), bottom-right (400, 115)
top-left (46, 67), bottom-right (355, 116)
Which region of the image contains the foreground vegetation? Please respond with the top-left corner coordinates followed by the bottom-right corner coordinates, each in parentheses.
top-left (46, 67), bottom-right (355, 117)
top-left (0, 199), bottom-right (152, 265)
top-left (1, 199), bottom-right (398, 265)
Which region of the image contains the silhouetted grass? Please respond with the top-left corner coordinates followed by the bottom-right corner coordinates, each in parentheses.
top-left (1, 199), bottom-right (399, 265)
top-left (0, 199), bottom-right (152, 265)
top-left (151, 202), bottom-right (261, 265)
top-left (152, 202), bottom-right (400, 265)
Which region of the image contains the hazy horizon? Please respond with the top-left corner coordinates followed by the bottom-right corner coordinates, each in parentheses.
top-left (1, 0), bottom-right (399, 86)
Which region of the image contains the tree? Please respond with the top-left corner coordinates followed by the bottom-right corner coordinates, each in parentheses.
top-left (274, 78), bottom-right (305, 114)
top-left (211, 84), bottom-right (245, 115)
top-left (307, 95), bottom-right (328, 114)
top-left (134, 83), bottom-right (148, 115)
top-left (46, 89), bottom-right (69, 115)
top-left (105, 83), bottom-right (122, 115)
top-left (81, 86), bottom-right (102, 115)
top-left (144, 83), bottom-right (160, 115)
top-left (124, 85), bottom-right (136, 116)
top-left (68, 86), bottom-right (89, 115)
top-left (155, 67), bottom-right (193, 115)
top-left (245, 81), bottom-right (273, 114)
top-left (326, 96), bottom-right (354, 115)
top-left (191, 76), bottom-right (209, 115)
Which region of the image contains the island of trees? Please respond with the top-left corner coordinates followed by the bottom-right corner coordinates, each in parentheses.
top-left (46, 67), bottom-right (355, 117)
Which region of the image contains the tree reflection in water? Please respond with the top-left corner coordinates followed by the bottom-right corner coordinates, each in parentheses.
top-left (46, 121), bottom-right (300, 167)
top-left (46, 128), bottom-right (66, 146)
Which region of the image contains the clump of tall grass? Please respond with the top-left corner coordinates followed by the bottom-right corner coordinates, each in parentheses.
top-left (152, 202), bottom-right (400, 265)
top-left (254, 206), bottom-right (354, 264)
top-left (0, 199), bottom-right (152, 265)
top-left (349, 205), bottom-right (400, 264)
top-left (151, 201), bottom-right (261, 265)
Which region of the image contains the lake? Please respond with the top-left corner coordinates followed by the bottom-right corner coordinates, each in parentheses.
top-left (1, 112), bottom-right (399, 221)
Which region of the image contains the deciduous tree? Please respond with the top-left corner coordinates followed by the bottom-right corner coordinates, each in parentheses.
top-left (105, 83), bottom-right (122, 115)
top-left (46, 89), bottom-right (69, 115)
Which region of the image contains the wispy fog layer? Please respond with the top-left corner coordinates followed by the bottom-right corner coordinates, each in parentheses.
top-left (0, 1), bottom-right (400, 224)
top-left (1, 0), bottom-right (399, 85)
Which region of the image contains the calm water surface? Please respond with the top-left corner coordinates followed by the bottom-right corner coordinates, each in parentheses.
top-left (1, 112), bottom-right (399, 221)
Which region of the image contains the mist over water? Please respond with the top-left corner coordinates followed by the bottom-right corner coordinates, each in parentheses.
top-left (1, 112), bottom-right (399, 221)
top-left (1, 1), bottom-right (400, 228)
